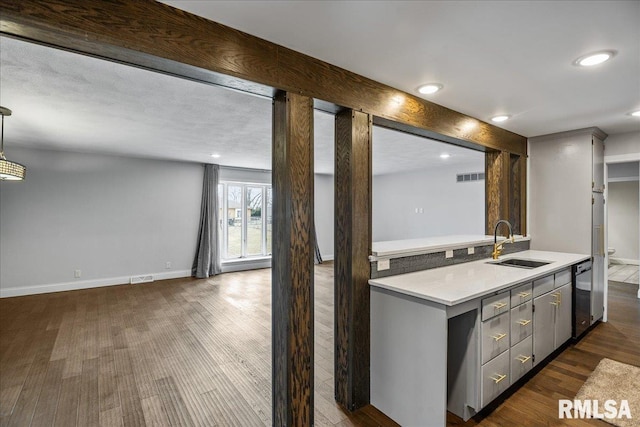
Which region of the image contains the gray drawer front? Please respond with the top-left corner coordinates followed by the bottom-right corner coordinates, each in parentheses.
top-left (533, 274), bottom-right (554, 298)
top-left (510, 301), bottom-right (533, 345)
top-left (554, 268), bottom-right (571, 288)
top-left (481, 350), bottom-right (510, 408)
top-left (510, 282), bottom-right (533, 307)
top-left (510, 335), bottom-right (533, 384)
top-left (482, 312), bottom-right (510, 364)
top-left (482, 291), bottom-right (510, 321)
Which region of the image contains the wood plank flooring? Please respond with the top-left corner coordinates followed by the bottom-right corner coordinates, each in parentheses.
top-left (1, 265), bottom-right (638, 426)
top-left (608, 264), bottom-right (639, 285)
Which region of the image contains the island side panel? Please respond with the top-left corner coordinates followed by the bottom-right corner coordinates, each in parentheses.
top-left (371, 286), bottom-right (448, 426)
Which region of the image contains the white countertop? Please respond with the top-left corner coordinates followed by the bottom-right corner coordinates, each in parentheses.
top-left (369, 250), bottom-right (589, 306)
top-left (370, 234), bottom-right (529, 260)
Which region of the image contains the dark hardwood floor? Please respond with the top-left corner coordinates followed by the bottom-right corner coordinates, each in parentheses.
top-left (1, 265), bottom-right (638, 426)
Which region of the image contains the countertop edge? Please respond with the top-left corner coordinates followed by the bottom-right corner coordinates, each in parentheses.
top-left (369, 251), bottom-right (590, 306)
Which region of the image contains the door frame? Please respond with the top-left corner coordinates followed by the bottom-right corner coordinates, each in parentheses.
top-left (603, 152), bottom-right (640, 320)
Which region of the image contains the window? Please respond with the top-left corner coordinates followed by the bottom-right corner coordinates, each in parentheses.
top-left (219, 181), bottom-right (272, 260)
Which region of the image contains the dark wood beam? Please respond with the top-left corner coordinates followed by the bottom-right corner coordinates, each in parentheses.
top-left (485, 150), bottom-right (511, 234)
top-left (0, 0), bottom-right (526, 155)
top-left (334, 109), bottom-right (372, 411)
top-left (509, 154), bottom-right (527, 236)
top-left (272, 91), bottom-right (315, 426)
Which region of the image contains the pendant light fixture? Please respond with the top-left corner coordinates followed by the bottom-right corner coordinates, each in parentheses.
top-left (0, 107), bottom-right (26, 181)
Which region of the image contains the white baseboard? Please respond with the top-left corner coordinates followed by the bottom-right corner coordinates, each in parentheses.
top-left (0, 270), bottom-right (192, 298)
top-left (319, 254), bottom-right (334, 262)
top-left (610, 257), bottom-right (640, 266)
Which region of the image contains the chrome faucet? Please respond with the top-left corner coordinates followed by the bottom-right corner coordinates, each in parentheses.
top-left (492, 220), bottom-right (515, 259)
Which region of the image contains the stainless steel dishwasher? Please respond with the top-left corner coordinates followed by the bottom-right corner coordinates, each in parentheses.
top-left (573, 260), bottom-right (592, 339)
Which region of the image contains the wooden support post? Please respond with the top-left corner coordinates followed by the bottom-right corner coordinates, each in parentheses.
top-left (272, 91), bottom-right (314, 426)
top-left (334, 109), bottom-right (372, 411)
top-left (509, 154), bottom-right (527, 235)
top-left (486, 150), bottom-right (511, 234)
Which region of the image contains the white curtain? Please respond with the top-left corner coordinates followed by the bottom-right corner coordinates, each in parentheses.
top-left (192, 164), bottom-right (221, 278)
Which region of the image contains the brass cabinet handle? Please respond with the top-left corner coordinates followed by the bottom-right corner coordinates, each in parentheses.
top-left (517, 319), bottom-right (531, 326)
top-left (550, 301), bottom-right (559, 306)
top-left (516, 355), bottom-right (531, 364)
top-left (491, 333), bottom-right (507, 341)
top-left (518, 292), bottom-right (531, 298)
top-left (552, 291), bottom-right (562, 306)
top-left (493, 302), bottom-right (507, 310)
top-left (490, 374), bottom-right (507, 384)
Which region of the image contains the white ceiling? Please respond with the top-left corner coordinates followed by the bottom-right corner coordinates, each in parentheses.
top-left (6, 1), bottom-right (635, 175)
top-left (0, 36), bottom-right (482, 175)
top-left (163, 0), bottom-right (640, 137)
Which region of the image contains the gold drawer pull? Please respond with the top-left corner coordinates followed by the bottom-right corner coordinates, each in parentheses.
top-left (516, 355), bottom-right (531, 364)
top-left (490, 374), bottom-right (507, 384)
top-left (491, 333), bottom-right (507, 341)
top-left (550, 301), bottom-right (559, 306)
top-left (518, 292), bottom-right (531, 298)
top-left (493, 302), bottom-right (507, 310)
top-left (517, 319), bottom-right (531, 326)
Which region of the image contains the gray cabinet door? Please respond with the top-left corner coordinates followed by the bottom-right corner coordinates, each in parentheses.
top-left (533, 293), bottom-right (555, 366)
top-left (555, 284), bottom-right (572, 347)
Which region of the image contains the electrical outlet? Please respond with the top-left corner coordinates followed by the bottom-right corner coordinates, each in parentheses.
top-left (378, 259), bottom-right (390, 271)
top-left (165, 261), bottom-right (172, 269)
top-left (414, 208), bottom-right (419, 214)
top-left (419, 208), bottom-right (424, 214)
top-left (468, 247), bottom-right (475, 255)
top-left (74, 269), bottom-right (81, 278)
top-left (445, 250), bottom-right (454, 259)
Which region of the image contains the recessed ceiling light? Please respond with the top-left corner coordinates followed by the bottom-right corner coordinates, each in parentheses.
top-left (440, 153), bottom-right (451, 159)
top-left (417, 83), bottom-right (443, 95)
top-left (210, 153), bottom-right (221, 158)
top-left (491, 115), bottom-right (510, 123)
top-left (573, 50), bottom-right (617, 67)
top-left (629, 110), bottom-right (640, 117)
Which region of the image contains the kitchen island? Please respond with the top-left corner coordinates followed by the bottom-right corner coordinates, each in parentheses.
top-left (369, 250), bottom-right (589, 426)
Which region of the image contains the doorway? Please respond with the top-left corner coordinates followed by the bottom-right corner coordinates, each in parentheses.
top-left (604, 159), bottom-right (640, 319)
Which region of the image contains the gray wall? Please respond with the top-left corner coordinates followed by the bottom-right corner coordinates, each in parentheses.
top-left (0, 148), bottom-right (203, 296)
top-left (372, 164), bottom-right (485, 242)
top-left (608, 180), bottom-right (639, 262)
top-left (315, 173), bottom-right (334, 260)
top-left (608, 161), bottom-right (639, 180)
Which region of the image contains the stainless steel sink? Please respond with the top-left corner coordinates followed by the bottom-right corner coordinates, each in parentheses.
top-left (487, 258), bottom-right (551, 269)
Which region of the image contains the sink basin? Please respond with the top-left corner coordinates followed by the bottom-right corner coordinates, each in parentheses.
top-left (488, 258), bottom-right (551, 269)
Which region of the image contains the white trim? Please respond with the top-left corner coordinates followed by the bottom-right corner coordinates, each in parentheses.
top-left (610, 257), bottom-right (640, 266)
top-left (605, 153), bottom-right (640, 164)
top-left (608, 176), bottom-right (639, 182)
top-left (320, 254), bottom-right (334, 261)
top-left (0, 270), bottom-right (192, 298)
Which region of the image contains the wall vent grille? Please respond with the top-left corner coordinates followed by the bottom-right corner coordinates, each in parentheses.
top-left (456, 172), bottom-right (485, 183)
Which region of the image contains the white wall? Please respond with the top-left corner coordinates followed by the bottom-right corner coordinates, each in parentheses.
top-left (0, 148), bottom-right (203, 297)
top-left (607, 181), bottom-right (639, 262)
top-left (314, 174), bottom-right (334, 260)
top-left (608, 161), bottom-right (639, 181)
top-left (372, 164), bottom-right (485, 242)
top-left (605, 131), bottom-right (640, 158)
